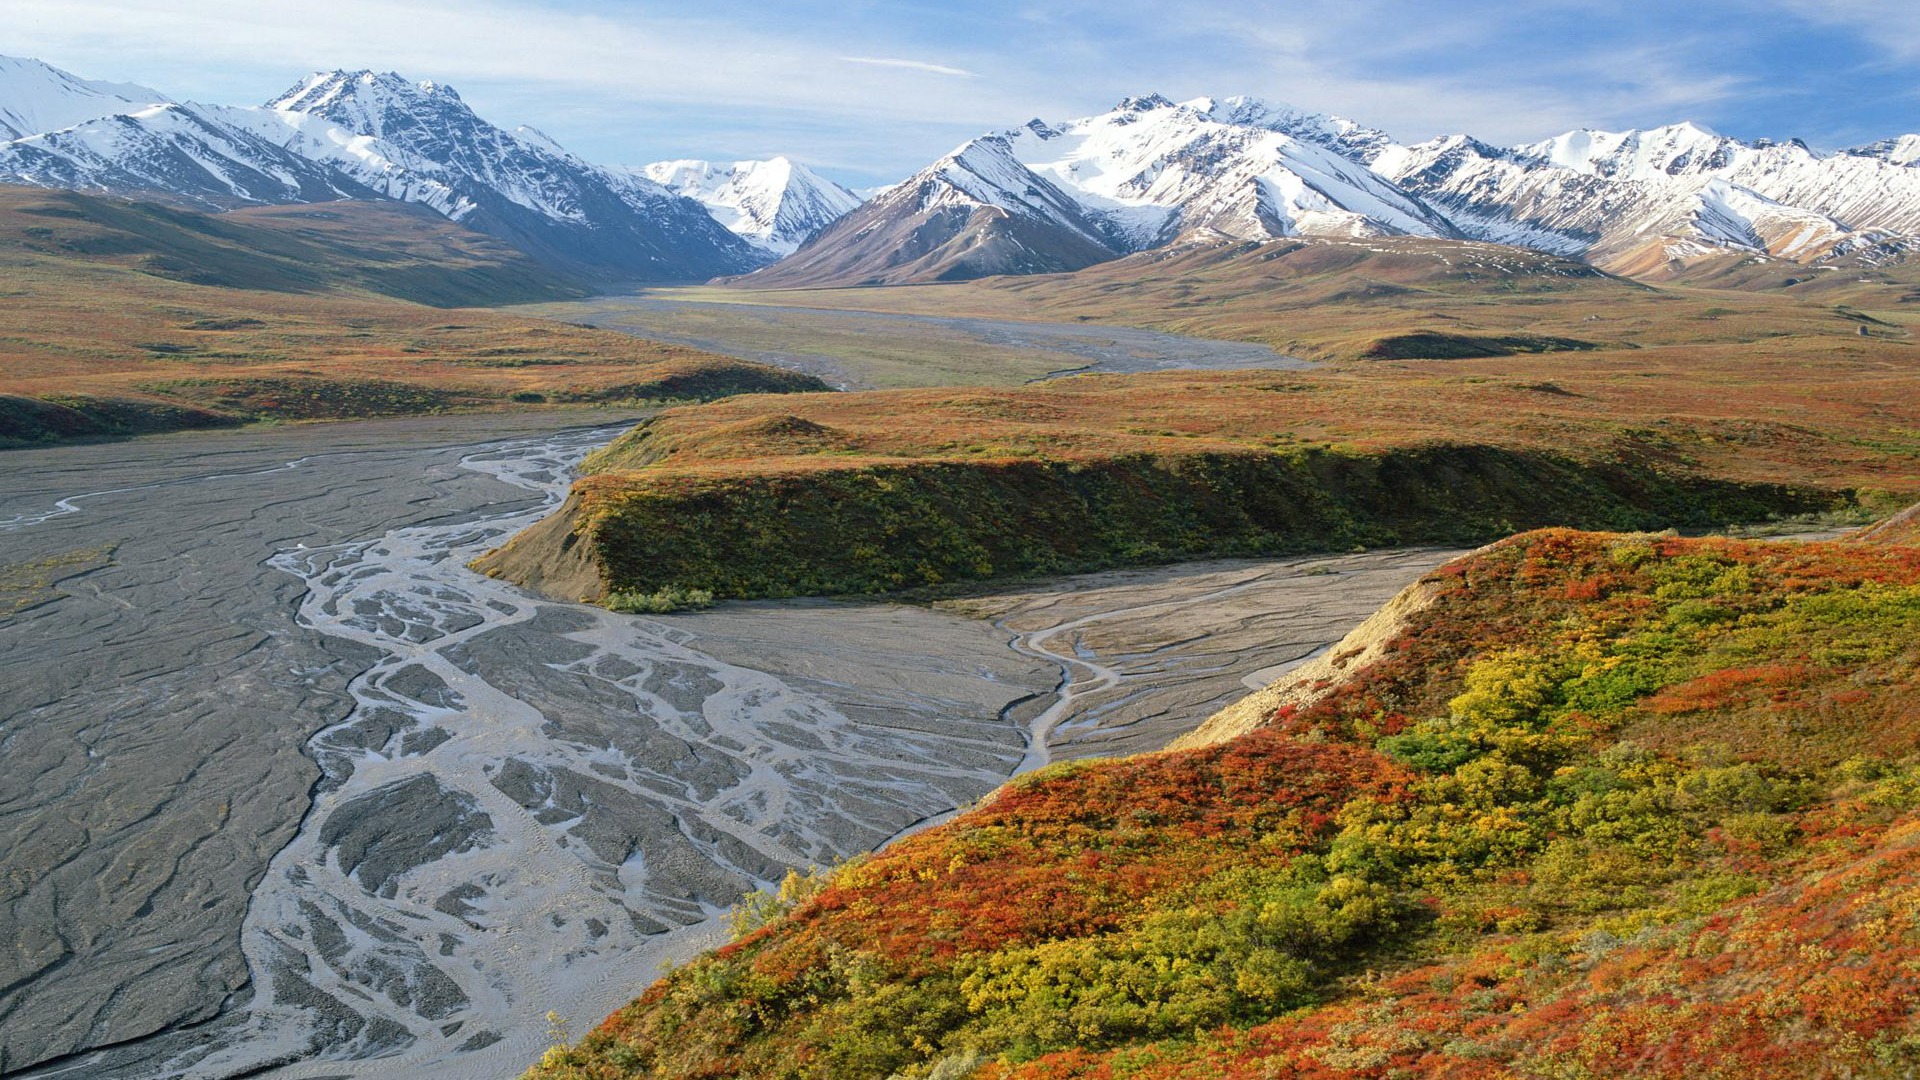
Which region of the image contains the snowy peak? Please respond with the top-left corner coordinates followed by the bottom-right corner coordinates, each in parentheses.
top-left (1519, 122), bottom-right (1755, 180)
top-left (1848, 134), bottom-right (1920, 167)
top-left (1113, 93), bottom-right (1177, 113)
top-left (0, 100), bottom-right (374, 210)
top-left (1188, 95), bottom-right (1395, 163)
top-left (265, 70), bottom-right (470, 136)
top-left (0, 54), bottom-right (169, 140)
top-left (0, 57), bottom-right (761, 280)
top-left (10, 55), bottom-right (1920, 287)
top-left (765, 91), bottom-right (1920, 287)
top-left (987, 92), bottom-right (1451, 245)
top-left (640, 156), bottom-right (859, 255)
top-left (1381, 117), bottom-right (1920, 273)
top-left (244, 69), bottom-right (761, 277)
top-left (933, 134), bottom-right (1112, 238)
top-left (749, 92), bottom-right (1459, 287)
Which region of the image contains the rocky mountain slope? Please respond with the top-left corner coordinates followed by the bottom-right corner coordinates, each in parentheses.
top-left (744, 94), bottom-right (1453, 287)
top-left (640, 156), bottom-right (860, 255)
top-left (0, 58), bottom-right (765, 281)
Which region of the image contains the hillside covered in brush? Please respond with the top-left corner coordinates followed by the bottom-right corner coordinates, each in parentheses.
top-left (528, 517), bottom-right (1920, 1079)
top-left (477, 344), bottom-right (1920, 604)
top-left (0, 185), bottom-right (825, 446)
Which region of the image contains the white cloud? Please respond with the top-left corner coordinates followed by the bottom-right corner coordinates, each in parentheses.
top-left (1774, 0), bottom-right (1920, 58)
top-left (840, 57), bottom-right (978, 78)
top-left (3, 0), bottom-right (1024, 124)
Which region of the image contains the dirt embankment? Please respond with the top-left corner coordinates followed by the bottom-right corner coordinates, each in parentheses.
top-left (472, 488), bottom-right (609, 603)
top-left (1853, 500), bottom-right (1920, 546)
top-left (1169, 573), bottom-right (1449, 751)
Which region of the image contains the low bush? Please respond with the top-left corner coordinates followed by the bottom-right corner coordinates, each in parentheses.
top-left (604, 585), bottom-right (715, 613)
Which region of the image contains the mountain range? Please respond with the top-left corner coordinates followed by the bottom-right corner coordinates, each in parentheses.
top-left (3, 54), bottom-right (1918, 289)
top-left (0, 58), bottom-right (820, 281)
top-left (749, 94), bottom-right (1920, 287)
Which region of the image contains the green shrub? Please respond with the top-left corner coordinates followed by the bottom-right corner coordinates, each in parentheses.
top-left (604, 585), bottom-right (715, 613)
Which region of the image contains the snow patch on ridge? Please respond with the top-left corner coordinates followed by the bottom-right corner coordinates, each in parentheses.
top-left (0, 54), bottom-right (169, 140)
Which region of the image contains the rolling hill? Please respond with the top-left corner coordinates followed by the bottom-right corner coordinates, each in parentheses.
top-left (0, 185), bottom-right (825, 447)
top-left (475, 332), bottom-right (1920, 606)
top-left (691, 232), bottom-right (1918, 363)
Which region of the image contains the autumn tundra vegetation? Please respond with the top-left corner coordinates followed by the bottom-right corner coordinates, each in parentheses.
top-left (480, 351), bottom-right (1920, 604)
top-left (0, 188), bottom-right (823, 446)
top-left (528, 518), bottom-right (1920, 1079)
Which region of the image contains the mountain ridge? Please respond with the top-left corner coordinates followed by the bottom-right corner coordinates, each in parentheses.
top-left (0, 58), bottom-right (778, 281)
top-left (742, 94), bottom-right (1920, 287)
top-left (0, 55), bottom-right (169, 140)
top-left (5, 55), bottom-right (1919, 289)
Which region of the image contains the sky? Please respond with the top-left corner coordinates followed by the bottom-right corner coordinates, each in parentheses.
top-left (7, 0), bottom-right (1919, 187)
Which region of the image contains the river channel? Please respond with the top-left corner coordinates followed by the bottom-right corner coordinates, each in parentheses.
top-left (0, 413), bottom-right (1453, 1078)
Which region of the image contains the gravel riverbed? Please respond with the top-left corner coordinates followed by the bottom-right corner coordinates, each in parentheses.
top-left (1, 414), bottom-right (1452, 1078)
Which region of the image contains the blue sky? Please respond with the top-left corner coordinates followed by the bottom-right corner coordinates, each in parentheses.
top-left (9, 0), bottom-right (1919, 186)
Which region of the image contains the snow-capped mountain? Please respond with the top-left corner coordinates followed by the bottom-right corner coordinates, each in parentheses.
top-left (743, 138), bottom-right (1120, 286)
top-left (0, 55), bottom-right (168, 140)
top-left (1193, 94), bottom-right (1395, 164)
top-left (0, 59), bottom-right (765, 281)
top-left (0, 102), bottom-right (377, 209)
top-left (1848, 135), bottom-right (1920, 168)
top-left (748, 93), bottom-right (1454, 287)
top-left (8, 54), bottom-right (1920, 288)
top-left (229, 70), bottom-right (764, 279)
top-left (1377, 122), bottom-right (1920, 274)
top-left (640, 157), bottom-right (860, 255)
top-left (763, 94), bottom-right (1920, 286)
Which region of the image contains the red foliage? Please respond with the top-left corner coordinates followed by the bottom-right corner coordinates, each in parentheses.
top-left (763, 734), bottom-right (1411, 969)
top-left (996, 817), bottom-right (1920, 1078)
top-left (1645, 664), bottom-right (1817, 714)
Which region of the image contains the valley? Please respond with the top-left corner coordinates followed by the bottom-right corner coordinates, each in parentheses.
top-left (0, 187), bottom-right (824, 447)
top-left (0, 415), bottom-right (1456, 1079)
top-left (706, 236), bottom-right (1919, 363)
top-left (515, 292), bottom-right (1309, 389)
top-left (5, 37), bottom-right (1920, 1080)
